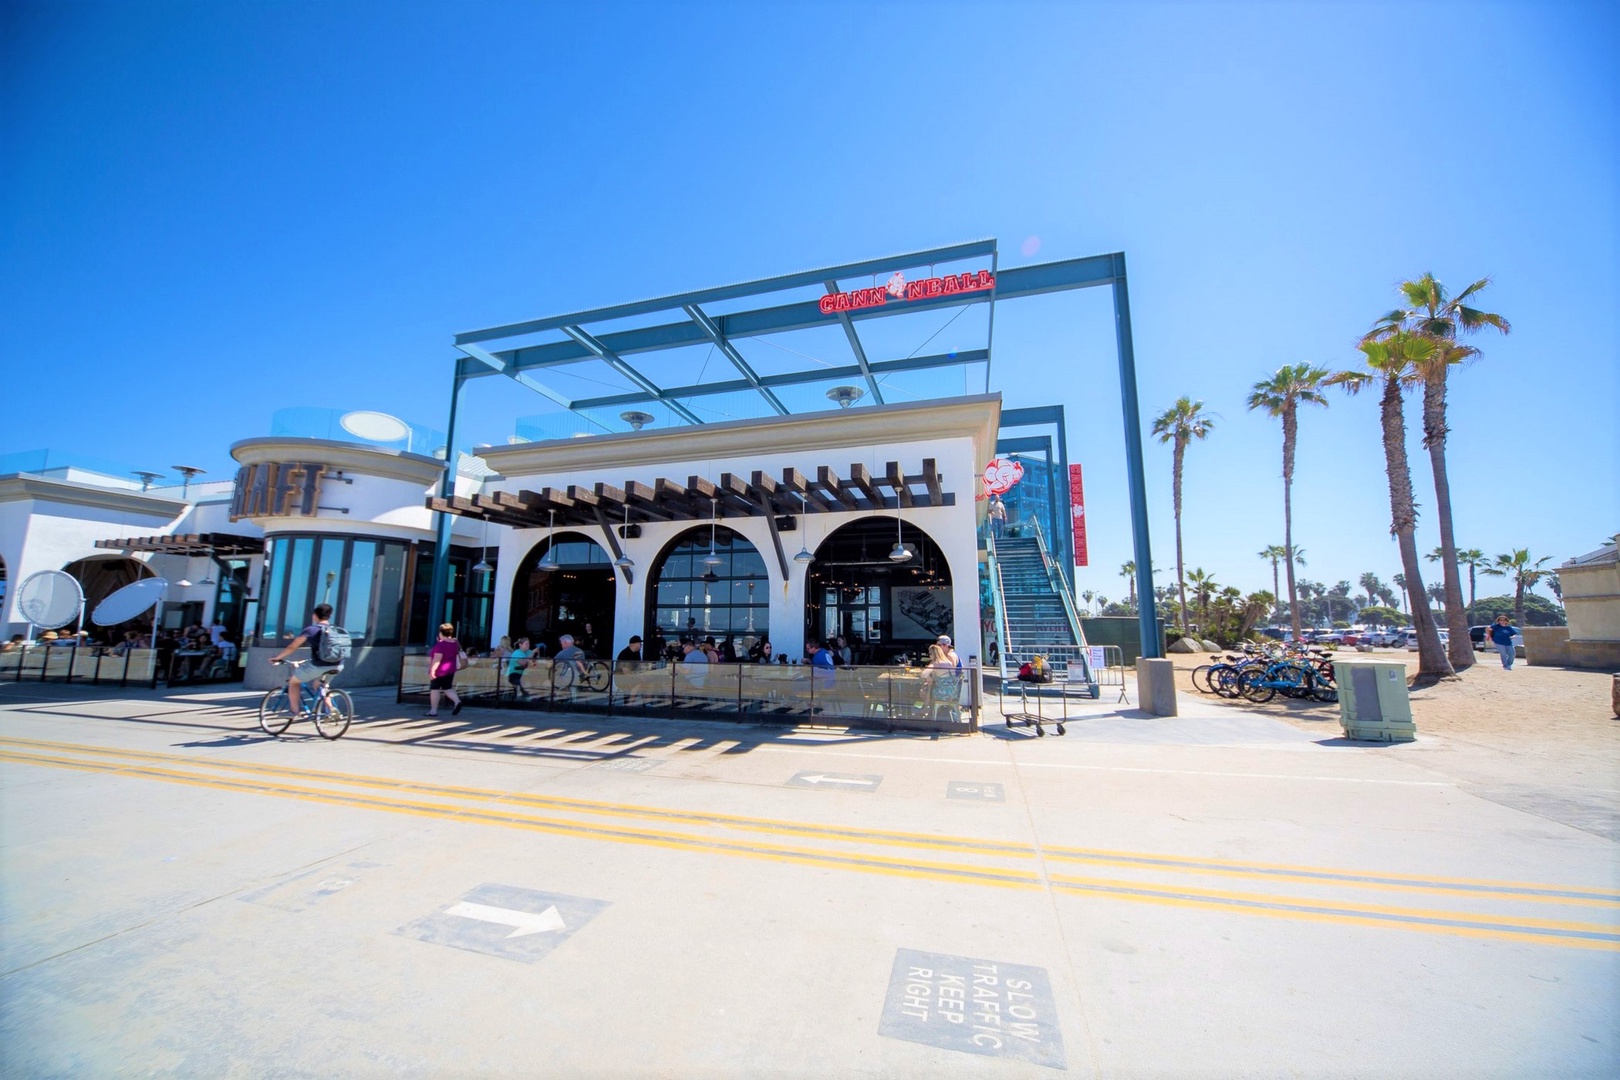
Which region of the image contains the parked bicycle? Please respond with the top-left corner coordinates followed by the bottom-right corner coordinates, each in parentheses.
top-left (553, 659), bottom-right (611, 693)
top-left (259, 659), bottom-right (353, 739)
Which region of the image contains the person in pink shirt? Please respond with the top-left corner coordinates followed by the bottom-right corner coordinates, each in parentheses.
top-left (425, 623), bottom-right (464, 717)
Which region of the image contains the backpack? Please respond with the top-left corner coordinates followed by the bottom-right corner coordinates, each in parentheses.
top-left (316, 625), bottom-right (353, 665)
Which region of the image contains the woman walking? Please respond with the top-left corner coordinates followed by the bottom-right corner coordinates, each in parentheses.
top-left (426, 623), bottom-right (464, 717)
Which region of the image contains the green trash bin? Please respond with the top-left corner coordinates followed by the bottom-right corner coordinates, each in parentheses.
top-left (1332, 658), bottom-right (1415, 742)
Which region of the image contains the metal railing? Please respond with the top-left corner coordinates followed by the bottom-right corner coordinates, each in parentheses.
top-left (984, 530), bottom-right (1015, 682)
top-left (397, 656), bottom-right (979, 733)
top-left (0, 643), bottom-right (160, 687)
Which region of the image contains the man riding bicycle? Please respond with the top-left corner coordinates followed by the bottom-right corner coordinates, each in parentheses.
top-left (269, 603), bottom-right (343, 716)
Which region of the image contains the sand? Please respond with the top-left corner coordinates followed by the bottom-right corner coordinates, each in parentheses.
top-left (1169, 645), bottom-right (1620, 754)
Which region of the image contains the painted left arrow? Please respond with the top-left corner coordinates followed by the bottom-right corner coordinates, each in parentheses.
top-left (444, 901), bottom-right (566, 938)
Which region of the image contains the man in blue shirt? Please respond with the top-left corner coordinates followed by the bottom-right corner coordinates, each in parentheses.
top-left (1488, 614), bottom-right (1521, 669)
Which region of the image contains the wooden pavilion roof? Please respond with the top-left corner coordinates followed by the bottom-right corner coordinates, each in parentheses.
top-left (426, 459), bottom-right (955, 578)
top-left (94, 532), bottom-right (266, 556)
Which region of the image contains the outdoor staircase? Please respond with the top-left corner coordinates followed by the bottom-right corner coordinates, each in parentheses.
top-left (988, 524), bottom-right (1094, 688)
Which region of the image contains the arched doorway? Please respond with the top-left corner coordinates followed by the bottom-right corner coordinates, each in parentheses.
top-left (806, 518), bottom-right (952, 665)
top-left (645, 526), bottom-right (770, 661)
top-left (61, 555), bottom-right (157, 639)
top-left (508, 532), bottom-right (616, 658)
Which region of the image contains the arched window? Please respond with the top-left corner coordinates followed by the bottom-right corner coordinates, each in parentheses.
top-left (647, 526), bottom-right (769, 647)
top-left (806, 518), bottom-right (952, 663)
top-left (509, 531), bottom-right (615, 656)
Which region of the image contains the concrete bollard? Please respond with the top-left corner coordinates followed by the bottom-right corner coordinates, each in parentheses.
top-left (1136, 657), bottom-right (1178, 716)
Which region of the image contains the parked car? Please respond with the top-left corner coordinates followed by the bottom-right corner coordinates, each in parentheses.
top-left (1340, 630), bottom-right (1363, 647)
top-left (1405, 629), bottom-right (1450, 651)
top-left (1317, 630), bottom-right (1348, 645)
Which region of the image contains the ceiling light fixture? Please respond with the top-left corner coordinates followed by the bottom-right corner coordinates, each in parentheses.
top-left (538, 509), bottom-right (559, 571)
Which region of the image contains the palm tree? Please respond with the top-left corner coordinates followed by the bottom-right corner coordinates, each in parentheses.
top-left (1119, 562), bottom-right (1137, 612)
top-left (1329, 334), bottom-right (1453, 678)
top-left (1429, 545), bottom-right (1489, 618)
top-left (1247, 364), bottom-right (1330, 644)
top-left (1330, 580), bottom-right (1354, 624)
top-left (1186, 567), bottom-right (1218, 626)
top-left (1369, 275), bottom-right (1509, 670)
top-left (1259, 545), bottom-right (1306, 622)
top-left (1358, 572), bottom-right (1384, 610)
top-left (1081, 589), bottom-right (1096, 615)
top-left (1151, 397), bottom-right (1215, 634)
top-left (1483, 548), bottom-right (1552, 628)
top-left (1391, 573), bottom-right (1407, 614)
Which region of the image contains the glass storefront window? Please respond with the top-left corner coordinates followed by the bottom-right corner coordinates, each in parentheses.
top-left (255, 534), bottom-right (411, 647)
top-left (346, 541), bottom-right (377, 639)
top-left (281, 538), bottom-right (315, 637)
top-left (647, 527), bottom-right (770, 646)
top-left (373, 542), bottom-right (406, 643)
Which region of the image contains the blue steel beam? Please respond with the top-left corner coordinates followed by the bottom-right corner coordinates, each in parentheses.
top-left (454, 239), bottom-right (999, 347)
top-left (460, 253), bottom-right (1120, 380)
top-left (1109, 253), bottom-right (1160, 658)
top-left (559, 325), bottom-right (705, 425)
top-left (569, 349), bottom-right (988, 411)
top-left (681, 304), bottom-right (789, 415)
top-left (823, 282), bottom-right (883, 404)
top-left (456, 343), bottom-right (577, 412)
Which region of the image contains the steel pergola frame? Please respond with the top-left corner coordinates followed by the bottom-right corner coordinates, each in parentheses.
top-left (430, 240), bottom-right (1160, 658)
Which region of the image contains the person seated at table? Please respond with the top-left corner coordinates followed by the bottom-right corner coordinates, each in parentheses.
top-left (2, 634), bottom-right (24, 652)
top-left (679, 639), bottom-right (710, 689)
top-left (750, 637), bottom-right (774, 663)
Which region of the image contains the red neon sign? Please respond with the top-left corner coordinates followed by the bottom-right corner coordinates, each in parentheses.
top-left (819, 269), bottom-right (995, 315)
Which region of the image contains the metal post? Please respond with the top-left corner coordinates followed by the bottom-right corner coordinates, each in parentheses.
top-left (425, 372), bottom-right (465, 647)
top-left (1111, 255), bottom-right (1160, 659)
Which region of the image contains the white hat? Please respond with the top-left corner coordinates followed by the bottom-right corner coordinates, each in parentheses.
top-left (937, 635), bottom-right (952, 646)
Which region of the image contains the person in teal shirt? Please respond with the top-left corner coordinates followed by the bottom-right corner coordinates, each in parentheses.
top-left (506, 637), bottom-right (533, 699)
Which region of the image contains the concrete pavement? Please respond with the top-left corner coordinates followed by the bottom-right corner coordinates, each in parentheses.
top-left (1, 680), bottom-right (1615, 1077)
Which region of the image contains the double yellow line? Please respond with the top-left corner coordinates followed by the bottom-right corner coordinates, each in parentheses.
top-left (2, 735), bottom-right (1615, 950)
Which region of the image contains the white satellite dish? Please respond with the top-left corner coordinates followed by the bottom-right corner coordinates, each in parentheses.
top-left (17, 570), bottom-right (85, 631)
top-left (93, 577), bottom-right (169, 626)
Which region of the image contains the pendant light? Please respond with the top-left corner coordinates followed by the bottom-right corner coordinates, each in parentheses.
top-left (793, 491), bottom-right (814, 564)
top-left (614, 502), bottom-right (635, 570)
top-left (888, 482), bottom-right (913, 563)
top-left (537, 509), bottom-right (559, 571)
top-left (702, 497), bottom-right (722, 567)
top-left (472, 515), bottom-right (493, 574)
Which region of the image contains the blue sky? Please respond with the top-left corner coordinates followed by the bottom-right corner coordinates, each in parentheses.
top-left (4, 0), bottom-right (1616, 604)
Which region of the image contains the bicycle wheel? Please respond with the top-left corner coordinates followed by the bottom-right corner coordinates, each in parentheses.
top-left (1190, 665), bottom-right (1213, 693)
top-left (1310, 682), bottom-right (1339, 703)
top-left (1210, 666), bottom-right (1239, 698)
top-left (584, 663), bottom-right (610, 692)
top-left (1237, 669), bottom-right (1275, 703)
top-left (258, 689), bottom-right (292, 736)
top-left (1275, 662), bottom-right (1313, 699)
top-left (314, 689), bottom-right (353, 740)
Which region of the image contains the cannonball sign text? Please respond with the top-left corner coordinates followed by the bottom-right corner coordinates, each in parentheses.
top-left (229, 462), bottom-right (327, 520)
top-left (818, 270), bottom-right (995, 315)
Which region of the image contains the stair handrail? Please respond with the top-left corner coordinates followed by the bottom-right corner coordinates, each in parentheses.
top-left (1023, 517), bottom-right (1093, 682)
top-left (984, 528), bottom-right (1014, 681)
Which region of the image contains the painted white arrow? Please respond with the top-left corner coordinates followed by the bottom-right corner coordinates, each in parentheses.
top-left (800, 774), bottom-right (874, 786)
top-left (444, 901), bottom-right (566, 938)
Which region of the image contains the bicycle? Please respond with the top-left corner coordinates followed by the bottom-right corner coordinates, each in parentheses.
top-left (259, 659), bottom-right (353, 739)
top-left (552, 659), bottom-right (611, 694)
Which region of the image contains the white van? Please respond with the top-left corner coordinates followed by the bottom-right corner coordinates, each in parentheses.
top-left (1405, 629), bottom-right (1449, 651)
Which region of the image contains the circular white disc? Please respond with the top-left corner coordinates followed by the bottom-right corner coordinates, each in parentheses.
top-left (17, 570), bottom-right (85, 630)
top-left (339, 410), bottom-right (409, 443)
top-left (92, 578), bottom-right (169, 626)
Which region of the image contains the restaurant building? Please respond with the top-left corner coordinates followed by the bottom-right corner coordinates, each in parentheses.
top-left (2, 241), bottom-right (1162, 723)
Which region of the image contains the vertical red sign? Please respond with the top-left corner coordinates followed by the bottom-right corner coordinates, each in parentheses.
top-left (1069, 464), bottom-right (1088, 567)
